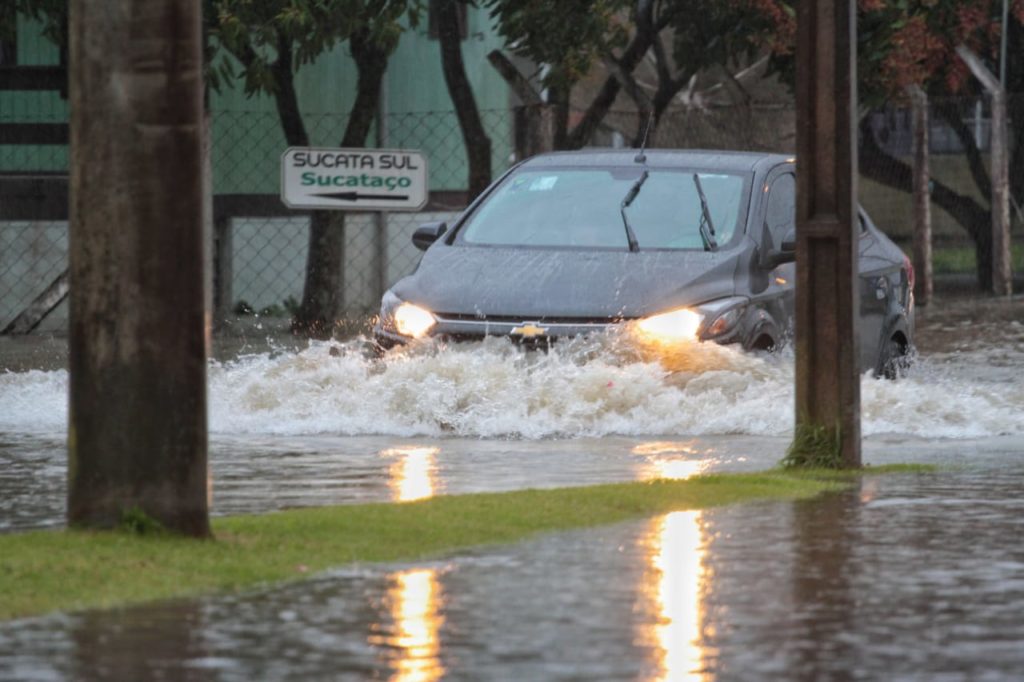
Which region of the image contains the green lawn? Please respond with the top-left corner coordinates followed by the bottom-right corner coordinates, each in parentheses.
top-left (932, 244), bottom-right (1024, 274)
top-left (0, 466), bottom-right (930, 620)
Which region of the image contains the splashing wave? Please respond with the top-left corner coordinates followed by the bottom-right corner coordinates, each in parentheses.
top-left (2, 334), bottom-right (1021, 439)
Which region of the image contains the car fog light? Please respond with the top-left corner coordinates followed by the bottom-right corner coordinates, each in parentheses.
top-left (394, 302), bottom-right (436, 338)
top-left (636, 308), bottom-right (703, 342)
top-left (704, 307), bottom-right (742, 337)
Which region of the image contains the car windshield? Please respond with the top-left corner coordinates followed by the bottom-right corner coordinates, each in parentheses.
top-left (459, 167), bottom-right (748, 249)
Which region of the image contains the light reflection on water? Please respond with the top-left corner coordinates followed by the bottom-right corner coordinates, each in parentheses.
top-left (378, 568), bottom-right (445, 682)
top-left (633, 440), bottom-right (716, 481)
top-left (381, 446), bottom-right (441, 502)
top-left (642, 510), bottom-right (710, 681)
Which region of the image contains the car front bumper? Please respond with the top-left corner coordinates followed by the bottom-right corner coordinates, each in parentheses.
top-left (374, 314), bottom-right (743, 350)
top-left (375, 314), bottom-right (631, 348)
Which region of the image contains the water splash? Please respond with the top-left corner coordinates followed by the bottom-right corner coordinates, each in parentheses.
top-left (2, 333), bottom-right (1022, 439)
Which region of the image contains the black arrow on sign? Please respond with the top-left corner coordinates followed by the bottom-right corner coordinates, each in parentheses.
top-left (311, 192), bottom-right (410, 202)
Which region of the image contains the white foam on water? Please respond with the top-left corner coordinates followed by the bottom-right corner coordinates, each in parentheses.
top-left (2, 334), bottom-right (1022, 439)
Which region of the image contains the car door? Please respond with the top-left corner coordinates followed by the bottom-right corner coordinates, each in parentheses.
top-left (857, 211), bottom-right (892, 371)
top-left (746, 169), bottom-right (797, 344)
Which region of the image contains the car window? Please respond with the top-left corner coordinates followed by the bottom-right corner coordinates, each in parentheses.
top-left (459, 168), bottom-right (748, 250)
top-left (764, 173), bottom-right (795, 248)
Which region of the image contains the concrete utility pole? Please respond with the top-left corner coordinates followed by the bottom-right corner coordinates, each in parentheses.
top-left (791, 0), bottom-right (861, 468)
top-left (957, 45), bottom-right (1012, 296)
top-left (68, 0), bottom-right (210, 535)
top-left (908, 85), bottom-right (933, 306)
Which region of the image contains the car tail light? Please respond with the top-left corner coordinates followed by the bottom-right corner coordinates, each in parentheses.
top-left (902, 254), bottom-right (915, 291)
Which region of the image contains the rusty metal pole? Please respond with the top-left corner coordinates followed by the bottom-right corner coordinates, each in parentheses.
top-left (791, 0), bottom-right (861, 468)
top-left (68, 0), bottom-right (210, 535)
top-left (908, 85), bottom-right (933, 306)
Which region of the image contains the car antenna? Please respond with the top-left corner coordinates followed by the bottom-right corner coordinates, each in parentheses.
top-left (634, 111), bottom-right (654, 164)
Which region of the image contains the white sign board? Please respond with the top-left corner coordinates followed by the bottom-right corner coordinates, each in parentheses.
top-left (280, 147), bottom-right (428, 211)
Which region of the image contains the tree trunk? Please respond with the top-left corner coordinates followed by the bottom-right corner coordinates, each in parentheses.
top-left (270, 33), bottom-right (310, 149)
top-left (513, 104), bottom-right (556, 159)
top-left (291, 27), bottom-right (388, 336)
top-left (858, 116), bottom-right (993, 289)
top-left (549, 79), bottom-right (571, 150)
top-left (437, 0), bottom-right (492, 200)
top-left (564, 0), bottom-right (658, 150)
top-left (293, 211), bottom-right (345, 338)
top-left (908, 85), bottom-right (932, 305)
top-left (68, 0), bottom-right (209, 535)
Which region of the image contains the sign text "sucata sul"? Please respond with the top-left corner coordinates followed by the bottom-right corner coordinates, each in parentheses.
top-left (290, 151), bottom-right (421, 171)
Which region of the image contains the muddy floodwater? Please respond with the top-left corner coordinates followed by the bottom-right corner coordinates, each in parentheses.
top-left (3, 466), bottom-right (1024, 680)
top-left (2, 296), bottom-right (1022, 531)
top-left (1, 296), bottom-right (1023, 679)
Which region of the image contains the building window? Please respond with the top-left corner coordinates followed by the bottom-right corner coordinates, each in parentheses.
top-left (428, 0), bottom-right (468, 41)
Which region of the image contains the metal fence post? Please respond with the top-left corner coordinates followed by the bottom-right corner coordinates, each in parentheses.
top-left (374, 72), bottom-right (390, 303)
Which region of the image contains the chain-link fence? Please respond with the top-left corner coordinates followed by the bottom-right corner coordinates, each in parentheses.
top-left (2, 96), bottom-right (1020, 335)
top-left (1, 108), bottom-right (516, 333)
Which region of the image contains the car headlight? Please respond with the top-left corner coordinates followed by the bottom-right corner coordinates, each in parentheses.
top-left (635, 308), bottom-right (703, 342)
top-left (394, 302), bottom-right (436, 338)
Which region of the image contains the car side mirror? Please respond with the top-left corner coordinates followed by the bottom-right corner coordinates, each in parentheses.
top-left (761, 225), bottom-right (796, 269)
top-left (412, 221), bottom-right (447, 251)
top-left (780, 227), bottom-right (796, 253)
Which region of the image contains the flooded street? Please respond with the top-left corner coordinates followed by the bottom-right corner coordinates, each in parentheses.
top-left (2, 295), bottom-right (1023, 678)
top-left (3, 466), bottom-right (1024, 680)
top-left (2, 296), bottom-right (1023, 531)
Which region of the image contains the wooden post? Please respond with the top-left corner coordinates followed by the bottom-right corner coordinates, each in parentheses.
top-left (791, 0), bottom-right (861, 468)
top-left (908, 85), bottom-right (933, 306)
top-left (68, 0), bottom-right (210, 535)
top-left (957, 45), bottom-right (1012, 296)
top-left (990, 89), bottom-right (1011, 296)
top-left (213, 215), bottom-right (233, 322)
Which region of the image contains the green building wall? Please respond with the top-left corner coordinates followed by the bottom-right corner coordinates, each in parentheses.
top-left (2, 8), bottom-right (513, 195)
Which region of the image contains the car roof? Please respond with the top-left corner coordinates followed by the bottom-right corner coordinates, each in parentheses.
top-left (519, 149), bottom-right (793, 173)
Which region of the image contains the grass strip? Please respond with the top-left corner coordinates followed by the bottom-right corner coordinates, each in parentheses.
top-left (932, 244), bottom-right (1024, 274)
top-left (0, 465), bottom-right (930, 620)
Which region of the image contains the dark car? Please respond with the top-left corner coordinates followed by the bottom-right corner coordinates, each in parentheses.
top-left (374, 150), bottom-right (914, 377)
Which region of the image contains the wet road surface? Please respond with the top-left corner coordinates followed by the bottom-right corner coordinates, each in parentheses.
top-left (3, 431), bottom-right (1022, 533)
top-left (3, 465), bottom-right (1024, 680)
top-left (1, 295), bottom-right (1023, 679)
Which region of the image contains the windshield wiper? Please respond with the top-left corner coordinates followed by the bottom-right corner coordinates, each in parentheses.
top-left (619, 170), bottom-right (648, 252)
top-left (692, 173), bottom-right (718, 251)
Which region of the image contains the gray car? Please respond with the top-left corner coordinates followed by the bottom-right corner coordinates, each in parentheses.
top-left (375, 150), bottom-right (914, 377)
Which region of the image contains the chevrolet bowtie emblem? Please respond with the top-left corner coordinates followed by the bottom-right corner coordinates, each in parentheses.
top-left (510, 322), bottom-right (548, 338)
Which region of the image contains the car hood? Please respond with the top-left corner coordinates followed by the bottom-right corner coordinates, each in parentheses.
top-left (391, 245), bottom-right (741, 319)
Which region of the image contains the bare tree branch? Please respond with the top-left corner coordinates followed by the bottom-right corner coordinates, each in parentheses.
top-left (933, 100), bottom-right (991, 199)
top-left (486, 49), bottom-right (541, 106)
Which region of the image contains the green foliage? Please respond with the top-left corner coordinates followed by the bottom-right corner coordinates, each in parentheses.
top-left (283, 295), bottom-right (302, 316)
top-left (118, 507), bottom-right (166, 536)
top-left (748, 0), bottom-right (1024, 103)
top-left (782, 421), bottom-right (844, 469)
top-left (932, 244), bottom-right (1024, 274)
top-left (208, 0), bottom-right (422, 98)
top-left (232, 299), bottom-right (254, 315)
top-left (663, 0), bottom-right (762, 81)
top-left (8, 0), bottom-right (66, 50)
top-left (483, 0), bottom-right (630, 91)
